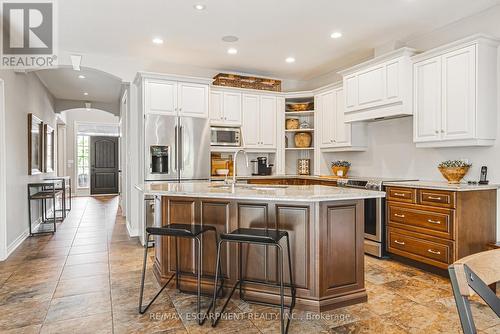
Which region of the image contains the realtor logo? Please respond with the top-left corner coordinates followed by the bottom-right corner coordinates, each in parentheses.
top-left (1, 0), bottom-right (57, 68)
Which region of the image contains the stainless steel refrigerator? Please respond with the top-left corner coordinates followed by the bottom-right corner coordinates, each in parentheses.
top-left (144, 114), bottom-right (210, 182)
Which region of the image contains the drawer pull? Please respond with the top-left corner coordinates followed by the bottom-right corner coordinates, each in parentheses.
top-left (394, 213), bottom-right (405, 218)
top-left (427, 219), bottom-right (441, 225)
top-left (427, 249), bottom-right (441, 255)
top-left (394, 192), bottom-right (406, 197)
top-left (394, 240), bottom-right (405, 245)
top-left (427, 196), bottom-right (442, 200)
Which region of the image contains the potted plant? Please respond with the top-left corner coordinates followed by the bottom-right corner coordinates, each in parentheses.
top-left (331, 160), bottom-right (351, 178)
top-left (438, 159), bottom-right (472, 184)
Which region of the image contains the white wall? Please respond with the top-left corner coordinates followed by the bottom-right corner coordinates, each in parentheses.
top-left (0, 71), bottom-right (57, 258)
top-left (60, 108), bottom-right (120, 194)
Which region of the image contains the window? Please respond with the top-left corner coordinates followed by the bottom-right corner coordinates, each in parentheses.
top-left (77, 135), bottom-right (90, 188)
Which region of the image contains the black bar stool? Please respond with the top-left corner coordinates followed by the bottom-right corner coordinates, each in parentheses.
top-left (138, 224), bottom-right (224, 325)
top-left (211, 228), bottom-right (296, 334)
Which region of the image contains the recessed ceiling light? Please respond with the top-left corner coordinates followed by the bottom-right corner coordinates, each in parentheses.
top-left (227, 48), bottom-right (238, 55)
top-left (193, 3), bottom-right (206, 10)
top-left (330, 31), bottom-right (343, 39)
top-left (222, 35), bottom-right (239, 43)
top-left (152, 37), bottom-right (164, 45)
top-left (78, 75), bottom-right (86, 79)
top-left (285, 57), bottom-right (295, 63)
top-left (83, 92), bottom-right (89, 96)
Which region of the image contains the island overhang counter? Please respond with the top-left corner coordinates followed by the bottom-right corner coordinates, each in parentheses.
top-left (137, 182), bottom-right (385, 312)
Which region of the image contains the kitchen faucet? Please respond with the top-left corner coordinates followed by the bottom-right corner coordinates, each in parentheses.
top-left (232, 149), bottom-right (249, 184)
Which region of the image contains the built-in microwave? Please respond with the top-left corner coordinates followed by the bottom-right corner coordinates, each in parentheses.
top-left (210, 127), bottom-right (241, 147)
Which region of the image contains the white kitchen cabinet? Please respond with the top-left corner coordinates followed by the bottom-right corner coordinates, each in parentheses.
top-left (242, 94), bottom-right (276, 149)
top-left (316, 87), bottom-right (365, 151)
top-left (339, 48), bottom-right (416, 122)
top-left (414, 56), bottom-right (442, 142)
top-left (178, 82), bottom-right (209, 118)
top-left (413, 36), bottom-right (498, 147)
top-left (145, 79), bottom-right (177, 116)
top-left (209, 90), bottom-right (242, 126)
top-left (144, 78), bottom-right (208, 118)
top-left (259, 95), bottom-right (277, 148)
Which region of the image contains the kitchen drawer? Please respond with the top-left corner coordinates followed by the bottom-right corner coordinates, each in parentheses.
top-left (387, 203), bottom-right (454, 239)
top-left (387, 228), bottom-right (454, 269)
top-left (386, 187), bottom-right (416, 204)
top-left (418, 189), bottom-right (455, 208)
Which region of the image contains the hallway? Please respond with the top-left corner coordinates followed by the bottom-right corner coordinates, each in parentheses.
top-left (0, 197), bottom-right (498, 333)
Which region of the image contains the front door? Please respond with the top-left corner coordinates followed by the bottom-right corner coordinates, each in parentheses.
top-left (90, 136), bottom-right (119, 195)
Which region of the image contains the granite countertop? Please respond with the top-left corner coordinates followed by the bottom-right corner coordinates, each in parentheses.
top-left (209, 174), bottom-right (340, 181)
top-left (384, 180), bottom-right (500, 192)
top-left (136, 182), bottom-right (385, 202)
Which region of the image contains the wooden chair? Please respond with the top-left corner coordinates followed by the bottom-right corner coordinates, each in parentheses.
top-left (448, 249), bottom-right (500, 334)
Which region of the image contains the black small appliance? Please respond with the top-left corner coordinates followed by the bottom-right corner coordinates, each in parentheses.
top-left (256, 157), bottom-right (273, 176)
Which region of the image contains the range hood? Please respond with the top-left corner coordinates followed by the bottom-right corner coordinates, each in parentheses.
top-left (338, 47), bottom-right (417, 123)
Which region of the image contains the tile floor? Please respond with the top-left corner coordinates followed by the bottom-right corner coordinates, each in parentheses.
top-left (0, 196), bottom-right (498, 334)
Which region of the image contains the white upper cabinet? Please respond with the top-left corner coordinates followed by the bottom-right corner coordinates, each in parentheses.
top-left (414, 56), bottom-right (442, 142)
top-left (413, 36), bottom-right (499, 147)
top-left (209, 89), bottom-right (242, 125)
top-left (316, 87), bottom-right (366, 151)
top-left (339, 48), bottom-right (416, 122)
top-left (178, 82), bottom-right (208, 118)
top-left (259, 95), bottom-right (277, 148)
top-left (242, 93), bottom-right (276, 149)
top-left (143, 76), bottom-right (209, 118)
top-left (145, 79), bottom-right (177, 116)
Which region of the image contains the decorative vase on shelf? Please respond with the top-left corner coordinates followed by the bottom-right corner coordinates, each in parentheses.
top-left (294, 132), bottom-right (312, 148)
top-left (437, 160), bottom-right (471, 184)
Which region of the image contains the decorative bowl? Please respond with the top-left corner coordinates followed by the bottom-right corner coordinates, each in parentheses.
top-left (215, 169), bottom-right (230, 176)
top-left (438, 166), bottom-right (469, 184)
top-left (331, 166), bottom-right (350, 178)
top-left (286, 102), bottom-right (313, 112)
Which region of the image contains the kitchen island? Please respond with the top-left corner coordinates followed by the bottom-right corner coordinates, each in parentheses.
top-left (137, 182), bottom-right (385, 312)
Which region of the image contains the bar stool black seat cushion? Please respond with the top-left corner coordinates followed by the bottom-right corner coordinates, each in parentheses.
top-left (146, 224), bottom-right (215, 237)
top-left (221, 228), bottom-right (288, 244)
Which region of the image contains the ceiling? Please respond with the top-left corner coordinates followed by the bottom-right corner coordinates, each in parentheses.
top-left (58, 0), bottom-right (500, 81)
top-left (35, 67), bottom-right (122, 103)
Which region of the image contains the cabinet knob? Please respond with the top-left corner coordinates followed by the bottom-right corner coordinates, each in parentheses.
top-left (435, 130), bottom-right (439, 134)
top-left (441, 129), bottom-right (445, 133)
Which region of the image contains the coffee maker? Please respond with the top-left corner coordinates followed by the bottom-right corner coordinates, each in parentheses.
top-left (256, 157), bottom-right (273, 176)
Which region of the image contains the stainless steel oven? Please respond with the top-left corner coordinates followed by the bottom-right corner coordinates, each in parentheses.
top-left (210, 127), bottom-right (241, 147)
top-left (337, 178), bottom-right (385, 257)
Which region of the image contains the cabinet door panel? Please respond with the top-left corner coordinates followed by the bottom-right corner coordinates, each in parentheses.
top-left (145, 79), bottom-right (177, 115)
top-left (414, 57), bottom-right (442, 142)
top-left (386, 61), bottom-right (400, 100)
top-left (260, 96), bottom-right (277, 148)
top-left (209, 91), bottom-right (223, 124)
top-left (442, 46), bottom-right (476, 140)
top-left (178, 83), bottom-right (208, 118)
top-left (223, 92), bottom-right (242, 125)
top-left (318, 90), bottom-right (335, 147)
top-left (345, 76), bottom-right (358, 109)
top-left (334, 89), bottom-right (351, 146)
top-left (357, 65), bottom-right (385, 106)
top-left (242, 94), bottom-right (260, 148)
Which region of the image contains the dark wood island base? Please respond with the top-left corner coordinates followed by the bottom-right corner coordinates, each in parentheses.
top-left (152, 196), bottom-right (367, 312)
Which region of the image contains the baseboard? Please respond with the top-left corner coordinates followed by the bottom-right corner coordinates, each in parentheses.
top-left (126, 218), bottom-right (138, 237)
top-left (5, 229), bottom-right (29, 260)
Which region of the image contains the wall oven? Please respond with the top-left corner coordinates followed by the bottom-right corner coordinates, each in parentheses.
top-left (210, 127), bottom-right (241, 147)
